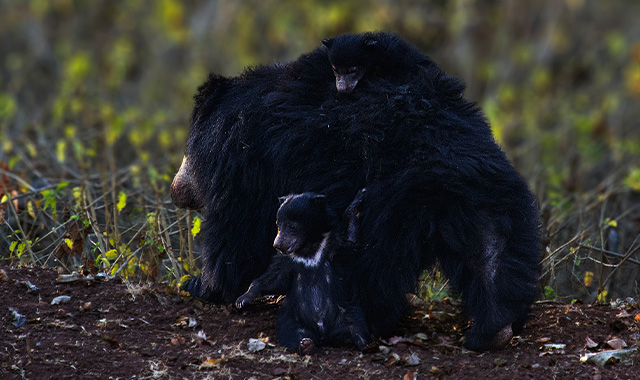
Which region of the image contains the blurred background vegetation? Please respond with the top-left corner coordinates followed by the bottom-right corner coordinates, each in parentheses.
top-left (1, 0), bottom-right (639, 303)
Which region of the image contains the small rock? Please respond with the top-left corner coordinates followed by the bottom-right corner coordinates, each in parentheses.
top-left (247, 338), bottom-right (266, 352)
top-left (51, 295), bottom-right (71, 305)
top-left (415, 333), bottom-right (428, 340)
top-left (404, 352), bottom-right (420, 366)
top-left (19, 281), bottom-right (38, 293)
top-left (9, 307), bottom-right (26, 327)
top-left (55, 272), bottom-right (84, 283)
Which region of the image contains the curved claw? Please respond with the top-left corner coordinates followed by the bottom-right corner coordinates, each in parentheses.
top-left (235, 296), bottom-right (247, 309)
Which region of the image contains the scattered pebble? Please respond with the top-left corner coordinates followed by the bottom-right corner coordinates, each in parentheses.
top-left (18, 280), bottom-right (38, 293)
top-left (404, 352), bottom-right (421, 366)
top-left (247, 338), bottom-right (266, 352)
top-left (9, 307), bottom-right (26, 327)
top-left (51, 295), bottom-right (71, 305)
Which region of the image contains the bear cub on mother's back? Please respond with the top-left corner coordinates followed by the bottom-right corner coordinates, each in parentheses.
top-left (235, 190), bottom-right (372, 354)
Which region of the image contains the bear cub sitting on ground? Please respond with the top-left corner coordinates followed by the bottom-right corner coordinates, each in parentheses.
top-left (235, 189), bottom-right (373, 354)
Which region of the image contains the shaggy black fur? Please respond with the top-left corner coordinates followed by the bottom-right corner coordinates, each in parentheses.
top-left (322, 32), bottom-right (432, 93)
top-left (235, 191), bottom-right (372, 353)
top-left (171, 32), bottom-right (541, 351)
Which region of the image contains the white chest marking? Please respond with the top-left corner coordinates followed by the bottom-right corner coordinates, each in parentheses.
top-left (291, 233), bottom-right (330, 267)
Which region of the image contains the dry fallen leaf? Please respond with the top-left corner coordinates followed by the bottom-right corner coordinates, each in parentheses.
top-left (403, 369), bottom-right (417, 380)
top-left (192, 330), bottom-right (215, 346)
top-left (388, 336), bottom-right (414, 345)
top-left (404, 352), bottom-right (420, 366)
top-left (585, 336), bottom-right (598, 349)
top-left (606, 338), bottom-right (627, 350)
top-left (55, 272), bottom-right (84, 283)
top-left (247, 338), bottom-right (266, 352)
top-left (580, 348), bottom-right (638, 366)
top-left (494, 357), bottom-right (508, 367)
top-left (542, 343), bottom-right (566, 351)
top-left (385, 353), bottom-right (400, 367)
top-left (171, 336), bottom-right (186, 345)
top-left (175, 315), bottom-right (189, 327)
top-left (635, 313), bottom-right (640, 322)
top-left (616, 310), bottom-right (631, 318)
top-left (199, 358), bottom-right (218, 370)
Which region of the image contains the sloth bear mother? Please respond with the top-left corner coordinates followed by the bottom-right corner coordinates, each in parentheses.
top-left (171, 32), bottom-right (541, 351)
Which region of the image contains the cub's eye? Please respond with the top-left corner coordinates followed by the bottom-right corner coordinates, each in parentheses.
top-left (349, 66), bottom-right (358, 74)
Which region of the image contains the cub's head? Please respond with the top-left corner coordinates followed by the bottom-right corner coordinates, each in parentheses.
top-left (322, 33), bottom-right (383, 93)
top-left (273, 193), bottom-right (333, 258)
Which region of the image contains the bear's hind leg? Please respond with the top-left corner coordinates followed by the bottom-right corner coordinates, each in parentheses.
top-left (276, 308), bottom-right (318, 354)
top-left (462, 229), bottom-right (538, 351)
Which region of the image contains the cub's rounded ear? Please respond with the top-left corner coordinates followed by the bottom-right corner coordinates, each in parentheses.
top-left (364, 38), bottom-right (378, 47)
top-left (312, 194), bottom-right (327, 205)
top-left (322, 38), bottom-right (333, 49)
top-left (278, 196), bottom-right (288, 205)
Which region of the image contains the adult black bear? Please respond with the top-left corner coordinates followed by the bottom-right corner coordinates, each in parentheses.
top-left (235, 190), bottom-right (373, 354)
top-left (172, 32), bottom-right (541, 351)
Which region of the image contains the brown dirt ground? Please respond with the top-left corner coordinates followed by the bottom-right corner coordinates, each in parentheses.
top-left (0, 265), bottom-right (638, 380)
